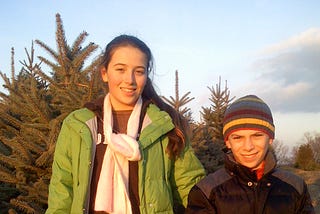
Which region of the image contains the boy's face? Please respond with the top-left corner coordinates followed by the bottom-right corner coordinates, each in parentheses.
top-left (226, 129), bottom-right (273, 170)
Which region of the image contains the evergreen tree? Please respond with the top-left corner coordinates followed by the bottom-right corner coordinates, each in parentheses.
top-left (0, 45), bottom-right (55, 213)
top-left (34, 13), bottom-right (105, 114)
top-left (0, 13), bottom-right (104, 213)
top-left (294, 143), bottom-right (317, 171)
top-left (202, 77), bottom-right (233, 140)
top-left (191, 77), bottom-right (234, 174)
top-left (161, 70), bottom-right (194, 120)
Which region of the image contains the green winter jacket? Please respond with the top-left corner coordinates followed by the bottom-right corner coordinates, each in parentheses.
top-left (46, 104), bottom-right (205, 214)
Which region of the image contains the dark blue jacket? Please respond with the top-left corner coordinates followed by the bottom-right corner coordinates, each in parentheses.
top-left (186, 151), bottom-right (315, 214)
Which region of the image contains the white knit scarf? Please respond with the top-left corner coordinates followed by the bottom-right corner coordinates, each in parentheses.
top-left (94, 94), bottom-right (142, 213)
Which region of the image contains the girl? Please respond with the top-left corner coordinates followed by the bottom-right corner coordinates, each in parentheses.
top-left (46, 34), bottom-right (205, 214)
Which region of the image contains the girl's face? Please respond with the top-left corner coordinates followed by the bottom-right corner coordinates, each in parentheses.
top-left (101, 46), bottom-right (148, 110)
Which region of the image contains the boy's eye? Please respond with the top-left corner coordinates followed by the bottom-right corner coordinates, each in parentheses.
top-left (253, 133), bottom-right (264, 137)
top-left (231, 136), bottom-right (241, 140)
top-left (115, 68), bottom-right (125, 72)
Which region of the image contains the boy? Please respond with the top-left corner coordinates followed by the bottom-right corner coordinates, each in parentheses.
top-left (186, 95), bottom-right (314, 214)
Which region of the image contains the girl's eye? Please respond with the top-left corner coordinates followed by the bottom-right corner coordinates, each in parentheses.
top-left (135, 69), bottom-right (145, 75)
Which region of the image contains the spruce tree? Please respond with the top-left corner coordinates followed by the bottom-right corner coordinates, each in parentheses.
top-left (161, 70), bottom-right (194, 120)
top-left (202, 77), bottom-right (233, 140)
top-left (0, 13), bottom-right (104, 213)
top-left (191, 77), bottom-right (234, 174)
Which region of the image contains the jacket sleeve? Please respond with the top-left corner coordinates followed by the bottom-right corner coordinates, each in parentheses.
top-left (46, 120), bottom-right (74, 214)
top-left (297, 182), bottom-right (315, 214)
top-left (185, 185), bottom-right (216, 214)
top-left (170, 144), bottom-right (205, 208)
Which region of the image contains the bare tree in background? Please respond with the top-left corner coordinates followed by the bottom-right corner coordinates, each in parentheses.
top-left (304, 132), bottom-right (320, 165)
top-left (271, 140), bottom-right (291, 166)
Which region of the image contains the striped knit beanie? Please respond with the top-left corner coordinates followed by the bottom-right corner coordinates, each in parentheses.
top-left (223, 95), bottom-right (275, 141)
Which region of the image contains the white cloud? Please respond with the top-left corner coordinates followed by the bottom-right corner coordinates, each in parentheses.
top-left (246, 28), bottom-right (320, 113)
top-left (281, 82), bottom-right (311, 98)
top-left (258, 28), bottom-right (320, 55)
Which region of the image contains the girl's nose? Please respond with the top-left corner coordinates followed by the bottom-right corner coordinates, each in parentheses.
top-left (124, 70), bottom-right (135, 83)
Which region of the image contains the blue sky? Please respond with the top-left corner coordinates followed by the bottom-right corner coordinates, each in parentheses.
top-left (0, 0), bottom-right (319, 148)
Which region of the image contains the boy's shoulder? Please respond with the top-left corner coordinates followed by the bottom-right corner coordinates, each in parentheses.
top-left (196, 168), bottom-right (232, 198)
top-left (272, 168), bottom-right (306, 195)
